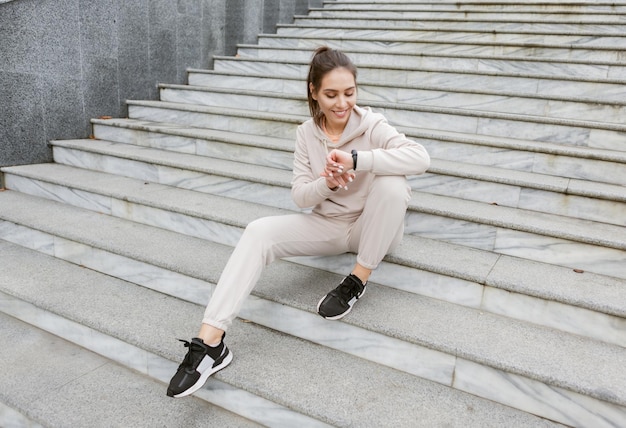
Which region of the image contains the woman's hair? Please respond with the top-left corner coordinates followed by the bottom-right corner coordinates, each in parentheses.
top-left (307, 46), bottom-right (358, 127)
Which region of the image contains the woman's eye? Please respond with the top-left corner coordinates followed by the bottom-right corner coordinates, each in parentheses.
top-left (325, 92), bottom-right (354, 99)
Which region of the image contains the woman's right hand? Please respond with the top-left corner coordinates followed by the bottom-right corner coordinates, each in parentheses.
top-left (321, 170), bottom-right (355, 190)
top-left (321, 149), bottom-right (356, 190)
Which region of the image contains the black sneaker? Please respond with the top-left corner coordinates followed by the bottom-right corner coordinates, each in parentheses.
top-left (166, 335), bottom-right (232, 398)
top-left (317, 274), bottom-right (366, 320)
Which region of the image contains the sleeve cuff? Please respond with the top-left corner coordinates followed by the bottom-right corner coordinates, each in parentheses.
top-left (316, 177), bottom-right (336, 196)
top-left (356, 151), bottom-right (373, 171)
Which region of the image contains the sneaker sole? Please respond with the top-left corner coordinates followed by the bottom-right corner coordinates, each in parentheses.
top-left (171, 349), bottom-right (233, 398)
top-left (317, 286), bottom-right (366, 320)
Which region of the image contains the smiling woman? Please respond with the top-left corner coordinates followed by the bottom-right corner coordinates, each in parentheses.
top-left (307, 47), bottom-right (358, 132)
top-left (166, 46), bottom-right (431, 399)
top-left (311, 67), bottom-right (357, 139)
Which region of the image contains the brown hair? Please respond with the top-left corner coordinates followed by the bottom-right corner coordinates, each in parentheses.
top-left (307, 46), bottom-right (358, 128)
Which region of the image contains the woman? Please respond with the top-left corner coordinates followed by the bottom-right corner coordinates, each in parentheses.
top-left (167, 47), bottom-right (430, 398)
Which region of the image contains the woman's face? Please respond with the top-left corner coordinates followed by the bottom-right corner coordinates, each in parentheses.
top-left (310, 67), bottom-right (357, 132)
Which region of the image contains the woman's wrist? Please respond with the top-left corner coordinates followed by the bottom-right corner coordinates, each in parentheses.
top-left (324, 177), bottom-right (338, 191)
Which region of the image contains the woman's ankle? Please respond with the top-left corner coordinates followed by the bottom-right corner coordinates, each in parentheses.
top-left (198, 323), bottom-right (224, 346)
top-left (352, 263), bottom-right (372, 284)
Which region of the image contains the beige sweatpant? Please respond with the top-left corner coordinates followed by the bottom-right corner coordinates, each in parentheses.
top-left (203, 175), bottom-right (412, 330)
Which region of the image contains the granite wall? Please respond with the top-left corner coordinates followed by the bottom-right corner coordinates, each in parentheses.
top-left (0, 0), bottom-right (319, 170)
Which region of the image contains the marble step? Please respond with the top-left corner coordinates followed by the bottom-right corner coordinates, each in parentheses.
top-left (407, 128), bottom-right (626, 187)
top-left (275, 25), bottom-right (626, 48)
top-left (0, 242), bottom-right (339, 428)
top-left (420, 160), bottom-right (626, 227)
top-left (0, 311), bottom-right (262, 428)
top-left (291, 15), bottom-right (626, 34)
top-left (3, 162), bottom-right (625, 350)
top-left (91, 118), bottom-right (295, 169)
top-left (322, 1), bottom-right (626, 13)
top-left (308, 7), bottom-right (626, 20)
top-left (92, 115), bottom-right (626, 189)
top-left (36, 138), bottom-right (626, 281)
top-left (288, 9), bottom-right (626, 30)
top-left (294, 10), bottom-right (626, 29)
top-left (0, 299), bottom-right (551, 428)
top-left (257, 33), bottom-right (626, 62)
top-left (127, 97), bottom-right (626, 156)
top-left (210, 56), bottom-right (626, 103)
top-left (235, 45), bottom-right (626, 84)
top-left (127, 99), bottom-right (301, 140)
top-left (406, 194), bottom-right (626, 282)
top-left (0, 193), bottom-right (624, 426)
top-left (91, 117), bottom-right (626, 228)
top-left (160, 81), bottom-right (626, 127)
top-left (0, 242), bottom-right (573, 428)
top-left (188, 65), bottom-right (626, 114)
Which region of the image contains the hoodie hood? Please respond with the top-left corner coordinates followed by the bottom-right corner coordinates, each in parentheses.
top-left (313, 105), bottom-right (378, 151)
top-left (291, 103), bottom-right (430, 219)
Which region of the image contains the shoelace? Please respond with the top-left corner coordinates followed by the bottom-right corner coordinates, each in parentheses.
top-left (334, 277), bottom-right (362, 304)
top-left (177, 339), bottom-right (205, 370)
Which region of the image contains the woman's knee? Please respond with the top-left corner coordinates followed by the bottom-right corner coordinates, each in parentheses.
top-left (371, 176), bottom-right (411, 206)
top-left (243, 216), bottom-right (278, 242)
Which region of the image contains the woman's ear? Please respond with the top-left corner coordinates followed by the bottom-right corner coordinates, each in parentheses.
top-left (309, 83), bottom-right (317, 100)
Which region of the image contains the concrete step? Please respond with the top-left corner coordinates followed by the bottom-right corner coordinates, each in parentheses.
top-left (257, 33), bottom-right (626, 62)
top-left (38, 138), bottom-right (626, 283)
top-left (275, 24), bottom-right (626, 48)
top-left (0, 310), bottom-right (261, 428)
top-left (322, 1), bottom-right (626, 14)
top-left (0, 194), bottom-right (624, 426)
top-left (90, 117), bottom-right (626, 229)
top-left (2, 162), bottom-right (625, 350)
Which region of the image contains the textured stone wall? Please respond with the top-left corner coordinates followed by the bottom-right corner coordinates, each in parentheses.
top-left (0, 0), bottom-right (318, 168)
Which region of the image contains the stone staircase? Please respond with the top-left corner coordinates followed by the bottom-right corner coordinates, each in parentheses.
top-left (1, 1), bottom-right (625, 426)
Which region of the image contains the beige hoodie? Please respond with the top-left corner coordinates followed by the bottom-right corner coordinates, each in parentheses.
top-left (291, 105), bottom-right (430, 220)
